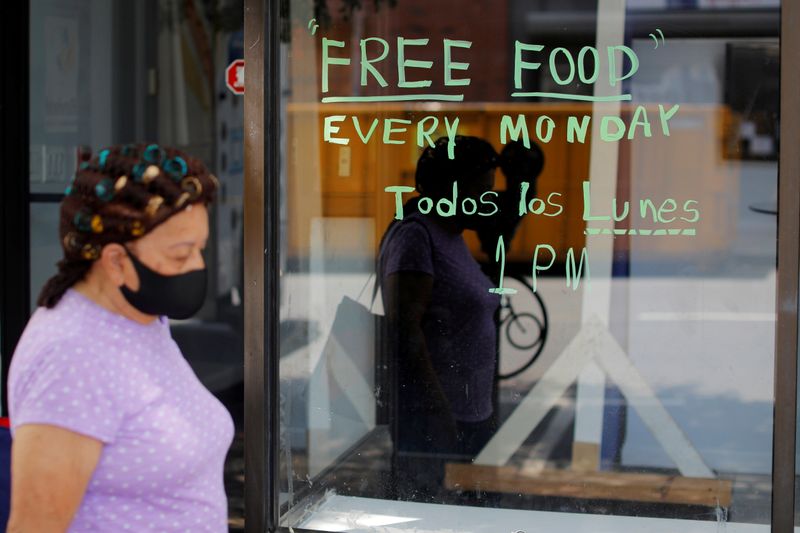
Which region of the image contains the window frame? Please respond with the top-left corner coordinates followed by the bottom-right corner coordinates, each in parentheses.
top-left (195, 0), bottom-right (800, 532)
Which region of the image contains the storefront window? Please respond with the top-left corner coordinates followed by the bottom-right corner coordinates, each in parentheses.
top-left (277, 0), bottom-right (780, 530)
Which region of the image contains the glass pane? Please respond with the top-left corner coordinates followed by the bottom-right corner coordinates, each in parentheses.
top-left (28, 0), bottom-right (245, 529)
top-left (278, 0), bottom-right (780, 530)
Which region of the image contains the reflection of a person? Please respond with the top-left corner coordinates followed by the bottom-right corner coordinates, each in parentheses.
top-left (379, 136), bottom-right (544, 501)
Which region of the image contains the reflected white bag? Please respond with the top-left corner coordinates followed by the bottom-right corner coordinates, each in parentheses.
top-left (308, 293), bottom-right (380, 475)
top-left (307, 223), bottom-right (401, 476)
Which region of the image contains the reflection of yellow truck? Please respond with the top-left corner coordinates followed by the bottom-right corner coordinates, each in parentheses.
top-left (286, 103), bottom-right (737, 264)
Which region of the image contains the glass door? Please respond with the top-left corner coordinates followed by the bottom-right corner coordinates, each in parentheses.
top-left (245, 0), bottom-right (793, 530)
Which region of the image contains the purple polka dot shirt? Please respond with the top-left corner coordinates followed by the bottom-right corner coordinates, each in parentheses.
top-left (8, 289), bottom-right (235, 532)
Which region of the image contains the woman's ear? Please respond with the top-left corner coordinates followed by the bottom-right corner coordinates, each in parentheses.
top-left (98, 243), bottom-right (129, 287)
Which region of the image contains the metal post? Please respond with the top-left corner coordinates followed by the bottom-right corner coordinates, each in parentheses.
top-left (771, 1), bottom-right (800, 530)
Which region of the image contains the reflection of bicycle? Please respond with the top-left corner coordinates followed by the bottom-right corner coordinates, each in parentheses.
top-left (497, 274), bottom-right (548, 380)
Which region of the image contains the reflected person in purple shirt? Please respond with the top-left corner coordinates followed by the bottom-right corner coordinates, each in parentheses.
top-left (380, 136), bottom-right (544, 502)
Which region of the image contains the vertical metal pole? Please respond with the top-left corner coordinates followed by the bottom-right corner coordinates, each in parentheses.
top-left (243, 0), bottom-right (279, 530)
top-left (772, 1), bottom-right (800, 530)
top-left (264, 0), bottom-right (282, 528)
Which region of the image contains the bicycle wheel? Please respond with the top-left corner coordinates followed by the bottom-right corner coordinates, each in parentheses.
top-left (497, 275), bottom-right (549, 380)
top-left (505, 312), bottom-right (544, 351)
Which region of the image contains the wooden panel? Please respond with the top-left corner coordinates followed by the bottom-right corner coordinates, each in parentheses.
top-left (322, 194), bottom-right (374, 217)
top-left (445, 463), bottom-right (733, 508)
top-left (571, 441), bottom-right (600, 473)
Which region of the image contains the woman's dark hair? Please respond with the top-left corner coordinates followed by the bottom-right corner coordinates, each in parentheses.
top-left (415, 135), bottom-right (499, 198)
top-left (38, 143), bottom-right (218, 309)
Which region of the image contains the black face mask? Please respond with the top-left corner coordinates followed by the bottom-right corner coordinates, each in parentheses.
top-left (120, 248), bottom-right (207, 319)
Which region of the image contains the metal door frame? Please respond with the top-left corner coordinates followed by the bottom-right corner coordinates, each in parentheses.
top-left (771, 2), bottom-right (800, 530)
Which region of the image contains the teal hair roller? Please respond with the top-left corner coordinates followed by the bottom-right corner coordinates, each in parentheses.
top-left (132, 162), bottom-right (148, 182)
top-left (95, 178), bottom-right (114, 202)
top-left (163, 156), bottom-right (188, 181)
top-left (98, 149), bottom-right (110, 169)
top-left (143, 144), bottom-right (166, 165)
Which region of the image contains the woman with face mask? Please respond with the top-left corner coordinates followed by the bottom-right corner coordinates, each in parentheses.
top-left (6, 144), bottom-right (231, 532)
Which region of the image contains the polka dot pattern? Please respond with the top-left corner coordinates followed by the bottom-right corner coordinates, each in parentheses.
top-left (8, 289), bottom-right (235, 532)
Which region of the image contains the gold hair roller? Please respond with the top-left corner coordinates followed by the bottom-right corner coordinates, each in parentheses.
top-left (90, 215), bottom-right (104, 234)
top-left (114, 175), bottom-right (128, 192)
top-left (81, 243), bottom-right (101, 261)
top-left (130, 220), bottom-right (145, 237)
top-left (142, 165), bottom-right (160, 184)
top-left (62, 232), bottom-right (81, 252)
top-left (180, 176), bottom-right (203, 199)
top-left (174, 192), bottom-right (191, 209)
top-left (145, 195), bottom-right (164, 217)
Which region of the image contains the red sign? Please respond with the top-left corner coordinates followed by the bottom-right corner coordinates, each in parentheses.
top-left (225, 59), bottom-right (245, 95)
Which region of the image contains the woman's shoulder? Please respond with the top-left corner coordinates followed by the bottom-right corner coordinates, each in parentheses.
top-left (11, 320), bottom-right (103, 391)
top-left (8, 322), bottom-right (136, 443)
top-left (13, 293), bottom-right (97, 356)
top-left (13, 306), bottom-right (79, 357)
top-left (10, 292), bottom-right (134, 391)
top-left (8, 297), bottom-right (150, 440)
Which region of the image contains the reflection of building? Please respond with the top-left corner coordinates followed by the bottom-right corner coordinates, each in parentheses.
top-left (319, 0), bottom-right (510, 101)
